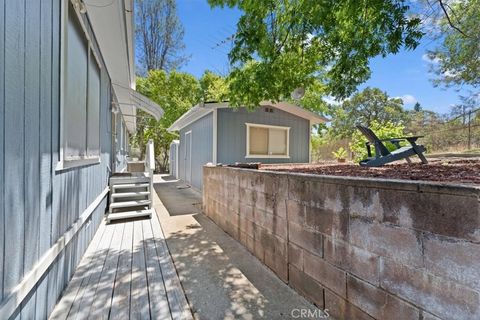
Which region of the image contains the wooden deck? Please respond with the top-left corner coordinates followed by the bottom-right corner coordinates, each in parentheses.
top-left (49, 213), bottom-right (192, 320)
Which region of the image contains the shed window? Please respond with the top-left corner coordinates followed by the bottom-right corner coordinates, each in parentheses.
top-left (60, 2), bottom-right (101, 169)
top-left (246, 123), bottom-right (290, 158)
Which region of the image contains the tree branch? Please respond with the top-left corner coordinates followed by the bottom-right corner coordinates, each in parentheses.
top-left (437, 0), bottom-right (470, 38)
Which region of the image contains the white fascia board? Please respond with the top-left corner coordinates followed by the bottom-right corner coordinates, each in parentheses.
top-left (167, 105), bottom-right (215, 132)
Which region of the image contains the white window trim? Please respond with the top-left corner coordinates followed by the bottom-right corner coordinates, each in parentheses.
top-left (56, 0), bottom-right (102, 171)
top-left (245, 123), bottom-right (290, 159)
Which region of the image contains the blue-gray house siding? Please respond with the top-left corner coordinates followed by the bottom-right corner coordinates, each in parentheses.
top-left (0, 1), bottom-right (128, 318)
top-left (178, 113), bottom-right (213, 190)
top-left (217, 107), bottom-right (310, 164)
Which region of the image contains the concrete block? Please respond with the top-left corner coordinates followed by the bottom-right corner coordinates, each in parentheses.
top-left (349, 218), bottom-right (423, 268)
top-left (304, 251), bottom-right (346, 298)
top-left (347, 275), bottom-right (420, 320)
top-left (286, 200), bottom-right (305, 225)
top-left (380, 258), bottom-right (480, 320)
top-left (424, 234), bottom-right (480, 292)
top-left (254, 239), bottom-right (265, 262)
top-left (289, 265), bottom-right (325, 308)
top-left (256, 209), bottom-right (287, 239)
top-left (239, 204), bottom-right (254, 222)
top-left (288, 222), bottom-right (322, 257)
top-left (274, 198), bottom-right (287, 219)
top-left (265, 250), bottom-right (288, 282)
top-left (287, 176), bottom-right (308, 203)
top-left (324, 237), bottom-right (379, 285)
top-left (324, 289), bottom-right (374, 320)
top-left (305, 205), bottom-right (348, 240)
top-left (288, 243), bottom-right (304, 271)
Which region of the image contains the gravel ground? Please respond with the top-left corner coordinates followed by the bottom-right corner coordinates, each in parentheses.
top-left (262, 159), bottom-right (480, 185)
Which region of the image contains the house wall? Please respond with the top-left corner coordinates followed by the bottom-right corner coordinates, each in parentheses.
top-left (217, 107), bottom-right (310, 164)
top-left (178, 113), bottom-right (213, 190)
top-left (203, 166), bottom-right (480, 320)
top-left (0, 1), bottom-right (128, 318)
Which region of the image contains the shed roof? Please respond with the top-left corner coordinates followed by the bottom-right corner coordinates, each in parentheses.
top-left (168, 101), bottom-right (328, 132)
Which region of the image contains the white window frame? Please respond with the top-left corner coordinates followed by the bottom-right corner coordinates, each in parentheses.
top-left (56, 0), bottom-right (102, 171)
top-left (245, 123), bottom-right (290, 159)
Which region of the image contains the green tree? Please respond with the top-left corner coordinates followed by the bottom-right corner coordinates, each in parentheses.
top-left (198, 71), bottom-right (229, 103)
top-left (350, 120), bottom-right (406, 162)
top-left (208, 0), bottom-right (422, 108)
top-left (330, 87), bottom-right (408, 138)
top-left (135, 70), bottom-right (200, 172)
top-left (426, 0), bottom-right (480, 88)
top-left (413, 102), bottom-right (422, 112)
top-left (136, 0), bottom-right (188, 73)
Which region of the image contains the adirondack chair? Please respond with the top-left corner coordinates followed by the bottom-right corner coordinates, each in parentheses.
top-left (356, 124), bottom-right (428, 167)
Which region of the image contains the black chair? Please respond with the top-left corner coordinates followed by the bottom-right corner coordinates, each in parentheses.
top-left (356, 124), bottom-right (428, 167)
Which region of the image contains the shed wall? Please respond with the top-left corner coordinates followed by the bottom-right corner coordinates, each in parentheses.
top-left (178, 113), bottom-right (213, 190)
top-left (0, 1), bottom-right (120, 318)
top-left (217, 107), bottom-right (310, 164)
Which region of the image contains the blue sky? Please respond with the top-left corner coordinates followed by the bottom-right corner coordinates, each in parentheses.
top-left (176, 0), bottom-right (468, 114)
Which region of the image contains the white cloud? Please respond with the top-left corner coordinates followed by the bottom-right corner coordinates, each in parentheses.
top-left (397, 94), bottom-right (417, 104)
top-left (422, 53), bottom-right (440, 64)
top-left (322, 96), bottom-right (342, 106)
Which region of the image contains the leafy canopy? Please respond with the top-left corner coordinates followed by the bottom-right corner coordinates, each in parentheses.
top-left (208, 0), bottom-right (423, 108)
top-left (135, 70), bottom-right (200, 171)
top-left (427, 0), bottom-right (480, 88)
top-left (329, 87), bottom-right (408, 138)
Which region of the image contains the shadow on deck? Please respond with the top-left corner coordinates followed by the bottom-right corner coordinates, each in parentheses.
top-left (49, 213), bottom-right (192, 320)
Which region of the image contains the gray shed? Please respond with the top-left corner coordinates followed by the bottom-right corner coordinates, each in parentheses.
top-left (168, 102), bottom-right (326, 190)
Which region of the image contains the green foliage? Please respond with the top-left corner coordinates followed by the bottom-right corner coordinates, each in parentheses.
top-left (198, 70), bottom-right (229, 103)
top-left (350, 120), bottom-right (405, 162)
top-left (413, 102), bottom-right (422, 112)
top-left (332, 147), bottom-right (347, 160)
top-left (330, 87), bottom-right (408, 138)
top-left (208, 0), bottom-right (422, 108)
top-left (134, 70), bottom-right (200, 171)
top-left (427, 0), bottom-right (480, 88)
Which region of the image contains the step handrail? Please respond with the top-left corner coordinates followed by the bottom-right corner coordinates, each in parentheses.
top-left (145, 139), bottom-right (155, 207)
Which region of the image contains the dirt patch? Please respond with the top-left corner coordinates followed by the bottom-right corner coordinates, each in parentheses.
top-left (262, 159), bottom-right (480, 185)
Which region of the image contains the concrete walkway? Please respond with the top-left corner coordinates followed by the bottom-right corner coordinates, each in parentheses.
top-left (152, 175), bottom-right (320, 320)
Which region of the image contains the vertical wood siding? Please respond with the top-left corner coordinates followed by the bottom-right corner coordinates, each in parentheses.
top-left (178, 113), bottom-right (213, 190)
top-left (0, 0), bottom-right (5, 305)
top-left (217, 107), bottom-right (310, 164)
top-left (0, 1), bottom-right (117, 318)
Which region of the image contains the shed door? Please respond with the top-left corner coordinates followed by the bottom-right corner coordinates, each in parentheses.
top-left (184, 131), bottom-right (192, 184)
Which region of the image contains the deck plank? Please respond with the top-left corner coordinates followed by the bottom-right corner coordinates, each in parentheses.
top-left (49, 221), bottom-right (108, 320)
top-left (130, 220), bottom-right (151, 318)
top-left (64, 223), bottom-right (116, 320)
top-left (51, 214), bottom-right (192, 319)
top-left (150, 216), bottom-right (193, 320)
top-left (86, 222), bottom-right (125, 319)
top-left (109, 221), bottom-right (134, 319)
top-left (142, 219), bottom-right (172, 320)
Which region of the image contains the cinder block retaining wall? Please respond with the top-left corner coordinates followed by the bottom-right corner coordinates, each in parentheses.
top-left (202, 166), bottom-right (480, 320)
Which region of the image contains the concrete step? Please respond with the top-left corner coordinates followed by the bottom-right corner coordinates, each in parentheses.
top-left (106, 209), bottom-right (153, 223)
top-left (111, 191), bottom-right (150, 199)
top-left (109, 200), bottom-right (151, 210)
top-left (112, 183), bottom-right (149, 190)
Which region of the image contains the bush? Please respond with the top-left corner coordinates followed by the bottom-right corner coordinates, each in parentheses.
top-left (350, 121), bottom-right (406, 162)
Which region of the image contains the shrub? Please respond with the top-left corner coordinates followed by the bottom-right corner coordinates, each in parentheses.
top-left (350, 121), bottom-right (406, 162)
